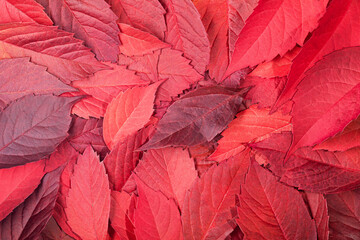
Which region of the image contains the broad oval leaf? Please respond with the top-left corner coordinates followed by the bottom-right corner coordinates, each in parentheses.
top-left (290, 47), bottom-right (360, 155)
top-left (182, 150), bottom-right (250, 240)
top-left (0, 95), bottom-right (78, 168)
top-left (140, 86), bottom-right (244, 150)
top-left (0, 160), bottom-right (46, 221)
top-left (326, 190), bottom-right (360, 239)
top-left (224, 0), bottom-right (328, 78)
top-left (65, 146), bottom-right (110, 240)
top-left (160, 0), bottom-right (210, 74)
top-left (0, 167), bottom-right (63, 240)
top-left (103, 82), bottom-right (161, 149)
top-left (0, 0), bottom-right (52, 25)
top-left (237, 160), bottom-right (317, 240)
top-left (46, 0), bottom-right (120, 62)
top-left (0, 57), bottom-right (74, 109)
top-left (135, 147), bottom-right (197, 208)
top-left (210, 105), bottom-right (291, 162)
top-left (0, 23), bottom-right (106, 83)
top-left (275, 0), bottom-right (360, 109)
top-left (133, 176), bottom-right (183, 240)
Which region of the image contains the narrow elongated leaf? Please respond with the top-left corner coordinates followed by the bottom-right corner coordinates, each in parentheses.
top-left (133, 176), bottom-right (183, 240)
top-left (0, 0), bottom-right (52, 25)
top-left (0, 23), bottom-right (106, 83)
top-left (237, 161), bottom-right (317, 240)
top-left (305, 192), bottom-right (329, 240)
top-left (0, 95), bottom-right (77, 168)
top-left (0, 57), bottom-right (74, 109)
top-left (46, 0), bottom-right (120, 62)
top-left (106, 0), bottom-right (166, 40)
top-left (141, 86), bottom-right (244, 150)
top-left (326, 190), bottom-right (360, 239)
top-left (290, 47), bottom-right (360, 155)
top-left (160, 0), bottom-right (210, 74)
top-left (314, 116), bottom-right (360, 152)
top-left (224, 0), bottom-right (328, 78)
top-left (65, 146), bottom-right (110, 240)
top-left (275, 0), bottom-right (360, 109)
top-left (0, 167), bottom-right (63, 240)
top-left (252, 132), bottom-right (360, 193)
top-left (0, 160), bottom-right (46, 221)
top-left (135, 147), bottom-right (197, 207)
top-left (193, 0), bottom-right (258, 81)
top-left (182, 150), bottom-right (250, 240)
top-left (103, 82), bottom-right (161, 149)
top-left (210, 105), bottom-right (291, 162)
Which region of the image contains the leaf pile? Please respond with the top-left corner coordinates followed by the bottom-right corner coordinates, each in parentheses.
top-left (0, 0), bottom-right (359, 239)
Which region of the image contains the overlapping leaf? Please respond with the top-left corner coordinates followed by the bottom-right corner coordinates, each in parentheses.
top-left (0, 95), bottom-right (77, 168)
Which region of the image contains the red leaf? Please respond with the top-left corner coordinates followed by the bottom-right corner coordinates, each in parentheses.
top-left (0, 167), bottom-right (63, 240)
top-left (141, 86), bottom-right (244, 150)
top-left (0, 0), bottom-right (52, 25)
top-left (0, 23), bottom-right (106, 83)
top-left (275, 0), bottom-right (360, 109)
top-left (182, 150), bottom-right (250, 239)
top-left (193, 0), bottom-right (258, 81)
top-left (133, 176), bottom-right (183, 240)
top-left (106, 0), bottom-right (166, 40)
top-left (0, 160), bottom-right (46, 221)
top-left (0, 95), bottom-right (77, 168)
top-left (326, 190), bottom-right (360, 239)
top-left (0, 57), bottom-right (74, 110)
top-left (41, 217), bottom-right (74, 240)
top-left (104, 126), bottom-right (153, 191)
top-left (305, 192), bottom-right (329, 240)
top-left (68, 116), bottom-right (109, 159)
top-left (160, 0), bottom-right (210, 74)
top-left (110, 191), bottom-right (135, 240)
top-left (252, 132), bottom-right (360, 193)
top-left (210, 105), bottom-right (291, 162)
top-left (46, 0), bottom-right (120, 62)
top-left (237, 160), bottom-right (317, 239)
top-left (103, 81), bottom-right (161, 149)
top-left (314, 116), bottom-right (360, 152)
top-left (118, 23), bottom-right (170, 56)
top-left (290, 47), bottom-right (360, 155)
top-left (224, 0), bottom-right (328, 78)
top-left (135, 147), bottom-right (197, 208)
top-left (65, 146), bottom-right (110, 240)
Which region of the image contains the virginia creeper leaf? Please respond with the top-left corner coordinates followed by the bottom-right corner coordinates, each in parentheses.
top-left (326, 190), bottom-right (360, 239)
top-left (275, 0), bottom-right (360, 109)
top-left (0, 95), bottom-right (78, 168)
top-left (0, 57), bottom-right (74, 110)
top-left (65, 146), bottom-right (110, 240)
top-left (46, 0), bottom-right (120, 62)
top-left (237, 160), bottom-right (317, 240)
top-left (141, 86), bottom-right (244, 150)
top-left (290, 47), bottom-right (360, 155)
top-left (224, 0), bottom-right (328, 78)
top-left (0, 167), bottom-right (63, 240)
top-left (160, 0), bottom-right (210, 74)
top-left (210, 105), bottom-right (291, 162)
top-left (41, 217), bottom-right (75, 240)
top-left (135, 147), bottom-right (197, 208)
top-left (0, 23), bottom-right (106, 83)
top-left (103, 81), bottom-right (161, 149)
top-left (182, 149), bottom-right (250, 239)
top-left (0, 0), bottom-right (52, 25)
top-left (133, 176), bottom-right (183, 240)
top-left (305, 192), bottom-right (329, 240)
top-left (0, 159), bottom-right (46, 221)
